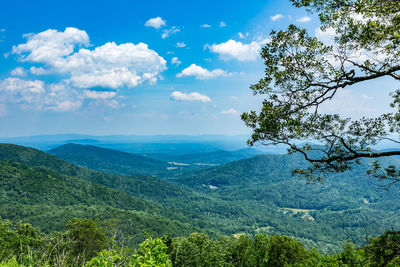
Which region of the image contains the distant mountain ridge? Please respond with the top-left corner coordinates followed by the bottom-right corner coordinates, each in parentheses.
top-left (0, 134), bottom-right (251, 152)
top-left (143, 147), bottom-right (263, 165)
top-left (48, 143), bottom-right (169, 176)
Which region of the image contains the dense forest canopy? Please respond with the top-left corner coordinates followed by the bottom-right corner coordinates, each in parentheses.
top-left (1, 217), bottom-right (400, 266)
top-left (242, 0), bottom-right (400, 182)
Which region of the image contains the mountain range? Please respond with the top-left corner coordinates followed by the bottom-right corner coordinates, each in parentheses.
top-left (1, 142), bottom-right (400, 252)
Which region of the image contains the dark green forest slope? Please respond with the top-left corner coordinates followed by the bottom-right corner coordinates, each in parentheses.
top-left (1, 143), bottom-right (400, 252)
top-left (0, 160), bottom-right (199, 246)
top-left (0, 144), bottom-right (255, 238)
top-left (172, 153), bottom-right (400, 247)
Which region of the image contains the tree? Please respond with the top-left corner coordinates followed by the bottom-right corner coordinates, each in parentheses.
top-left (242, 0), bottom-right (400, 182)
top-left (365, 231), bottom-right (400, 266)
top-left (170, 233), bottom-right (225, 266)
top-left (65, 218), bottom-right (108, 264)
top-left (132, 236), bottom-right (172, 267)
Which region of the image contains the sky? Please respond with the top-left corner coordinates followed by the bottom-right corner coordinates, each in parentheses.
top-left (0, 0), bottom-right (396, 137)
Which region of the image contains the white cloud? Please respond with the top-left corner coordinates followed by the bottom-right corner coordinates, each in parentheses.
top-left (144, 17), bottom-right (166, 29)
top-left (201, 24), bottom-right (211, 28)
top-left (0, 78), bottom-right (82, 112)
top-left (11, 67), bottom-right (27, 76)
top-left (12, 27), bottom-right (90, 64)
top-left (231, 96), bottom-right (238, 101)
top-left (315, 27), bottom-right (337, 46)
top-left (297, 16), bottom-right (311, 23)
top-left (171, 57), bottom-right (181, 65)
top-left (270, 14), bottom-right (284, 21)
top-left (84, 90), bottom-right (116, 99)
top-left (49, 100), bottom-right (82, 112)
top-left (221, 108), bottom-right (239, 114)
top-left (162, 26), bottom-right (180, 39)
top-left (176, 64), bottom-right (231, 80)
top-left (219, 21), bottom-right (227, 27)
top-left (30, 66), bottom-right (47, 75)
top-left (238, 32), bottom-right (249, 39)
top-left (12, 28), bottom-right (167, 89)
top-left (176, 42), bottom-right (186, 48)
top-left (1, 77), bottom-right (45, 94)
top-left (170, 91), bottom-right (211, 103)
top-left (0, 78), bottom-right (128, 112)
top-left (67, 42), bottom-right (166, 88)
top-left (319, 88), bottom-right (380, 118)
top-left (207, 39), bottom-right (266, 61)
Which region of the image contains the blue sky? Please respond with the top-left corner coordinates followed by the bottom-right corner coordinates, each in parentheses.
top-left (0, 0), bottom-right (394, 137)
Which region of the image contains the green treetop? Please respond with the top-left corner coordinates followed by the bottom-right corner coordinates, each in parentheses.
top-left (242, 0), bottom-right (400, 182)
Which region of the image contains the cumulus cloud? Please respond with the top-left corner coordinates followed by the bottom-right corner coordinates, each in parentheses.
top-left (162, 26), bottom-right (180, 39)
top-left (1, 77), bottom-right (45, 94)
top-left (207, 39), bottom-right (267, 61)
top-left (221, 108), bottom-right (238, 114)
top-left (12, 27), bottom-right (90, 64)
top-left (144, 17), bottom-right (166, 29)
top-left (10, 67), bottom-right (27, 76)
top-left (176, 64), bottom-right (231, 79)
top-left (219, 21), bottom-right (227, 27)
top-left (270, 14), bottom-right (284, 21)
top-left (12, 28), bottom-right (167, 89)
top-left (171, 57), bottom-right (181, 65)
top-left (201, 24), bottom-right (211, 28)
top-left (169, 91), bottom-right (211, 103)
top-left (0, 78), bottom-right (82, 112)
top-left (297, 16), bottom-right (311, 23)
top-left (30, 66), bottom-right (47, 75)
top-left (176, 42), bottom-right (186, 48)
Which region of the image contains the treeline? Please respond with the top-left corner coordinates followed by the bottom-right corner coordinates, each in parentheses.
top-left (1, 218), bottom-right (399, 266)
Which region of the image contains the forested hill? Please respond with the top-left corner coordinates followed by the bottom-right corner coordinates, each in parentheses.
top-left (0, 143), bottom-right (250, 229)
top-left (172, 153), bottom-right (400, 210)
top-left (0, 160), bottom-right (159, 211)
top-left (2, 143), bottom-right (400, 252)
top-left (47, 143), bottom-right (265, 176)
top-left (47, 143), bottom-right (170, 176)
top-left (172, 153), bottom-right (400, 246)
top-left (0, 159), bottom-right (198, 245)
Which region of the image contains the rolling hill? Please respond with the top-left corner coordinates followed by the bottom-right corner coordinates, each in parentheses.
top-left (47, 143), bottom-right (170, 176)
top-left (2, 143), bottom-right (400, 252)
top-left (0, 144), bottom-right (270, 241)
top-left (0, 159), bottom-right (197, 246)
top-left (171, 153), bottom-right (400, 247)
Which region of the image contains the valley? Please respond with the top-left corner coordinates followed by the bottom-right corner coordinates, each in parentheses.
top-left (1, 139), bottom-right (399, 254)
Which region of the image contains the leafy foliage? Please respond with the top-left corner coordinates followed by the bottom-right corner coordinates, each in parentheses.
top-left (242, 0), bottom-right (400, 181)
